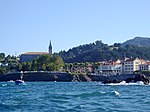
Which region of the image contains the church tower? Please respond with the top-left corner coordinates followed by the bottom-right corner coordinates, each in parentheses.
top-left (49, 40), bottom-right (52, 55)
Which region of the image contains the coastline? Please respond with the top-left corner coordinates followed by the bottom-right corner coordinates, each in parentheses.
top-left (0, 71), bottom-right (149, 84)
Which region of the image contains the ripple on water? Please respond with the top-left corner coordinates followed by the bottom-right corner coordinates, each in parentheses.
top-left (0, 82), bottom-right (149, 112)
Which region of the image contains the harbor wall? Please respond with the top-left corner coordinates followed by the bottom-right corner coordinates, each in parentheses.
top-left (0, 72), bottom-right (149, 82)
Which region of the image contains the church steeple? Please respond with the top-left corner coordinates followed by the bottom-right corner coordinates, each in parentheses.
top-left (49, 40), bottom-right (52, 55)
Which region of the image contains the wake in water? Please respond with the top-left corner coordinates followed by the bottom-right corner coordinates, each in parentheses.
top-left (98, 91), bottom-right (120, 96)
top-left (0, 81), bottom-right (27, 87)
top-left (99, 81), bottom-right (149, 86)
top-left (70, 90), bottom-right (121, 99)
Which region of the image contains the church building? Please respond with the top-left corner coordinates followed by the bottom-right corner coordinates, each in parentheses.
top-left (20, 41), bottom-right (52, 63)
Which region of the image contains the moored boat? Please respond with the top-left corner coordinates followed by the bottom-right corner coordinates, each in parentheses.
top-left (15, 80), bottom-right (25, 85)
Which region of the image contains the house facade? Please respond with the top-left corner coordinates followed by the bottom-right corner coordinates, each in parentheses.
top-left (96, 60), bottom-right (122, 75)
top-left (122, 58), bottom-right (146, 74)
top-left (139, 62), bottom-right (150, 71)
top-left (97, 64), bottom-right (122, 75)
top-left (96, 58), bottom-right (148, 75)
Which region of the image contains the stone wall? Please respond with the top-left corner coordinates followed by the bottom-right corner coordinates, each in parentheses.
top-left (0, 72), bottom-right (149, 84)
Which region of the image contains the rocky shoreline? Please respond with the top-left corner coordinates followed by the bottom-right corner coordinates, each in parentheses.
top-left (0, 72), bottom-right (150, 85)
top-left (101, 74), bottom-right (150, 85)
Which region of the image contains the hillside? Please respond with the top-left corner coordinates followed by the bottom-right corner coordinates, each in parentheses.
top-left (59, 39), bottom-right (150, 63)
top-left (122, 37), bottom-right (150, 47)
top-left (59, 41), bottom-right (109, 62)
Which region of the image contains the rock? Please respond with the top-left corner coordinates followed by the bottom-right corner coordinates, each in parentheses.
top-left (101, 74), bottom-right (150, 85)
top-left (102, 79), bottom-right (121, 84)
top-left (135, 74), bottom-right (150, 85)
top-left (125, 74), bottom-right (150, 85)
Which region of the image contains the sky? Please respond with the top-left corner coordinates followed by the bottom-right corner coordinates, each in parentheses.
top-left (1, 0), bottom-right (150, 56)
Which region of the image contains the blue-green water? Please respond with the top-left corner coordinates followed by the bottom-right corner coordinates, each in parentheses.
top-left (0, 82), bottom-right (150, 112)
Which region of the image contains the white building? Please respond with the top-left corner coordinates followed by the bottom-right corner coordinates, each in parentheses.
top-left (97, 63), bottom-right (122, 75)
top-left (122, 58), bottom-right (145, 74)
top-left (139, 62), bottom-right (150, 71)
top-left (95, 58), bottom-right (147, 75)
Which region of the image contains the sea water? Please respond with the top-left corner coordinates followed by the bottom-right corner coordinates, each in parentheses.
top-left (0, 82), bottom-right (149, 112)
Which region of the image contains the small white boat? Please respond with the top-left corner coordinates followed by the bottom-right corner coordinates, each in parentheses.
top-left (15, 80), bottom-right (25, 85)
top-left (15, 71), bottom-right (26, 85)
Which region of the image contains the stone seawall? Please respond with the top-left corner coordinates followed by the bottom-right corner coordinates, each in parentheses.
top-left (0, 72), bottom-right (104, 82)
top-left (23, 72), bottom-right (73, 81)
top-left (0, 72), bottom-right (73, 82)
top-left (0, 72), bottom-right (149, 84)
top-left (0, 73), bottom-right (21, 81)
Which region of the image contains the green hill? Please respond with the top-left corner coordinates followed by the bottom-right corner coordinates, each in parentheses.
top-left (122, 37), bottom-right (150, 47)
top-left (59, 39), bottom-right (150, 63)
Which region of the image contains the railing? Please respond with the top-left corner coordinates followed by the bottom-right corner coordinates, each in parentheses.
top-left (7, 71), bottom-right (67, 74)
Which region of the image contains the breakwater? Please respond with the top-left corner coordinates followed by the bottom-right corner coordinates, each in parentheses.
top-left (0, 71), bottom-right (104, 82)
top-left (0, 71), bottom-right (105, 82)
top-left (0, 72), bottom-right (73, 82)
top-left (0, 71), bottom-right (150, 84)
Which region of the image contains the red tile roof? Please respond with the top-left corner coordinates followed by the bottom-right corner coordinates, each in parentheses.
top-left (23, 52), bottom-right (49, 55)
top-left (146, 62), bottom-right (150, 65)
top-left (125, 58), bottom-right (135, 62)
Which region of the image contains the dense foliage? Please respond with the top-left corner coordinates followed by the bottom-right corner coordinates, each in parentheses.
top-left (18, 54), bottom-right (65, 72)
top-left (0, 54), bottom-right (19, 74)
top-left (59, 40), bottom-right (150, 63)
top-left (0, 53), bottom-right (5, 60)
top-left (0, 54), bottom-right (64, 74)
top-left (0, 67), bottom-right (7, 74)
top-left (122, 37), bottom-right (150, 47)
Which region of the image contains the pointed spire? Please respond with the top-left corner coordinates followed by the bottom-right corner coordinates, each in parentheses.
top-left (49, 40), bottom-right (52, 49)
top-left (49, 40), bottom-right (52, 54)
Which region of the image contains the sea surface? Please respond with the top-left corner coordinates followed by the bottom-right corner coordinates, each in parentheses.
top-left (0, 81), bottom-right (150, 112)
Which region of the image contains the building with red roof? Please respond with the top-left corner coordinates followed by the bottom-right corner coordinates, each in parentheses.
top-left (20, 41), bottom-right (52, 63)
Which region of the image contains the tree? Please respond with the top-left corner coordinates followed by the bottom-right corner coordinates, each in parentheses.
top-left (5, 55), bottom-right (11, 62)
top-left (51, 54), bottom-right (65, 71)
top-left (0, 53), bottom-right (5, 60)
top-left (47, 63), bottom-right (57, 71)
top-left (21, 62), bottom-right (32, 71)
top-left (0, 67), bottom-right (7, 74)
top-left (114, 43), bottom-right (121, 47)
top-left (32, 54), bottom-right (51, 71)
top-left (17, 63), bottom-right (22, 71)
